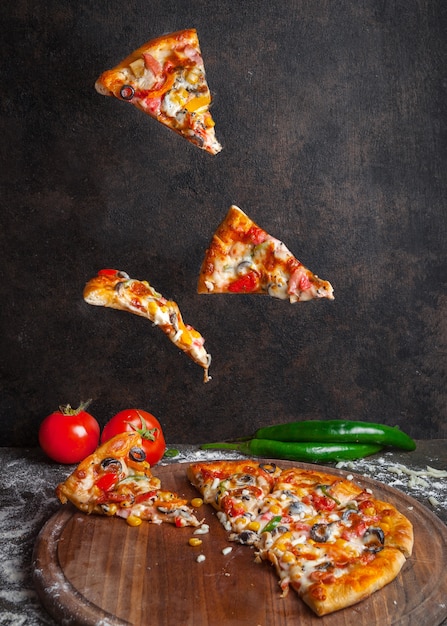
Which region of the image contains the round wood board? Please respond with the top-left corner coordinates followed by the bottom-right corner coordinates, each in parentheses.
top-left (32, 460), bottom-right (447, 626)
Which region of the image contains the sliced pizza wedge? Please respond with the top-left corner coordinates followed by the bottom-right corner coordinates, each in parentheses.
top-left (83, 269), bottom-right (211, 382)
top-left (187, 460), bottom-right (281, 536)
top-left (56, 432), bottom-right (201, 527)
top-left (197, 205), bottom-right (334, 302)
top-left (95, 28), bottom-right (222, 155)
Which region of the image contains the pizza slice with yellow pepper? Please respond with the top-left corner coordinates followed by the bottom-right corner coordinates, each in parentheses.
top-left (56, 432), bottom-right (202, 527)
top-left (95, 28), bottom-right (222, 155)
top-left (197, 206), bottom-right (334, 302)
top-left (83, 269), bottom-right (211, 382)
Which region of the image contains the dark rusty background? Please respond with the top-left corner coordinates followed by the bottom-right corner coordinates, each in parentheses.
top-left (1, 1), bottom-right (446, 445)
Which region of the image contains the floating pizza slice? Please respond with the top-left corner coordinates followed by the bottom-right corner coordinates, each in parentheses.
top-left (56, 432), bottom-right (201, 527)
top-left (95, 28), bottom-right (222, 155)
top-left (197, 205), bottom-right (334, 302)
top-left (83, 269), bottom-right (211, 382)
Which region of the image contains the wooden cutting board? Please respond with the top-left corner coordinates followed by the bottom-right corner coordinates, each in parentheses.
top-left (32, 460), bottom-right (447, 626)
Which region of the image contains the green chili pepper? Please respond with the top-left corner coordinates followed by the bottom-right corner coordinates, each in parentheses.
top-left (261, 515), bottom-right (282, 533)
top-left (318, 484), bottom-right (341, 505)
top-left (200, 439), bottom-right (383, 463)
top-left (253, 420), bottom-right (416, 451)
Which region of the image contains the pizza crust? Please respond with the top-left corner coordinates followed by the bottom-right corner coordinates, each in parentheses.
top-left (299, 547), bottom-right (407, 616)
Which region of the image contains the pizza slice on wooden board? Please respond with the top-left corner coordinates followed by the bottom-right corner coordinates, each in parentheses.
top-left (95, 28), bottom-right (222, 155)
top-left (197, 205), bottom-right (334, 302)
top-left (187, 460), bottom-right (281, 535)
top-left (83, 269), bottom-right (211, 382)
top-left (187, 460), bottom-right (413, 617)
top-left (56, 432), bottom-right (201, 527)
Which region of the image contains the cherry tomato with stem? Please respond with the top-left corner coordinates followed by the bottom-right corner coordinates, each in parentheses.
top-left (101, 409), bottom-right (166, 466)
top-left (39, 400), bottom-right (100, 464)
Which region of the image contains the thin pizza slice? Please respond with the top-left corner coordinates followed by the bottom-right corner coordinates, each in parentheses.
top-left (56, 432), bottom-right (201, 527)
top-left (197, 205), bottom-right (334, 302)
top-left (83, 269), bottom-right (211, 382)
top-left (187, 460), bottom-right (281, 536)
top-left (258, 529), bottom-right (408, 616)
top-left (95, 28), bottom-right (222, 155)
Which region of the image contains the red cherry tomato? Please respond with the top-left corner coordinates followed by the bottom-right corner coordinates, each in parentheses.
top-left (100, 409), bottom-right (166, 466)
top-left (39, 401), bottom-right (100, 464)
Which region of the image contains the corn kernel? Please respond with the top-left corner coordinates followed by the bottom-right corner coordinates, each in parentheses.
top-left (270, 504), bottom-right (281, 515)
top-left (247, 521), bottom-right (261, 532)
top-left (281, 551), bottom-right (296, 564)
top-left (171, 88), bottom-right (189, 108)
top-left (186, 67), bottom-right (201, 84)
top-left (126, 515), bottom-right (142, 527)
top-left (191, 497), bottom-right (203, 508)
top-left (147, 301), bottom-right (158, 317)
top-left (103, 503), bottom-right (117, 516)
top-left (189, 537), bottom-right (203, 547)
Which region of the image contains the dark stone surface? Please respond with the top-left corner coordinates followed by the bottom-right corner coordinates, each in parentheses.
top-left (1, 1), bottom-right (446, 445)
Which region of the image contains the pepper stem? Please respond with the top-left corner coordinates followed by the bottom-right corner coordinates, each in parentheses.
top-left (200, 441), bottom-right (246, 452)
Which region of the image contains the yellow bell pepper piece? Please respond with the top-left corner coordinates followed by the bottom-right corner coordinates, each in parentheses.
top-left (184, 93), bottom-right (211, 113)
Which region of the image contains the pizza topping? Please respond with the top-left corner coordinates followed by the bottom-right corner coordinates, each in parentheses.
top-left (129, 446), bottom-right (146, 462)
top-left (119, 85), bottom-right (135, 100)
top-left (100, 457), bottom-right (123, 472)
top-left (309, 522), bottom-right (337, 543)
top-left (95, 472), bottom-right (120, 493)
top-left (228, 270), bottom-right (260, 293)
top-left (261, 515), bottom-right (283, 534)
top-left (362, 527), bottom-right (385, 552)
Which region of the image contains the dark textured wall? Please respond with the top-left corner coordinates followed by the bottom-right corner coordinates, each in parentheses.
top-left (1, 1), bottom-right (446, 446)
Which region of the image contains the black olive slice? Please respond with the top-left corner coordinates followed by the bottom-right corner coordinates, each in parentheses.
top-left (362, 527), bottom-right (385, 552)
top-left (120, 84), bottom-right (135, 100)
top-left (310, 523), bottom-right (332, 543)
top-left (129, 446), bottom-right (146, 462)
top-left (100, 457), bottom-right (122, 472)
top-left (235, 474), bottom-right (256, 485)
top-left (237, 530), bottom-right (258, 545)
top-left (259, 463), bottom-right (277, 474)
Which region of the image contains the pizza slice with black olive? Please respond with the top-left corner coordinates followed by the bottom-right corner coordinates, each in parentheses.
top-left (197, 205), bottom-right (334, 302)
top-left (56, 432), bottom-right (201, 527)
top-left (95, 28), bottom-right (222, 155)
top-left (83, 269), bottom-right (211, 382)
top-left (256, 470), bottom-right (413, 616)
top-left (187, 460), bottom-right (281, 535)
